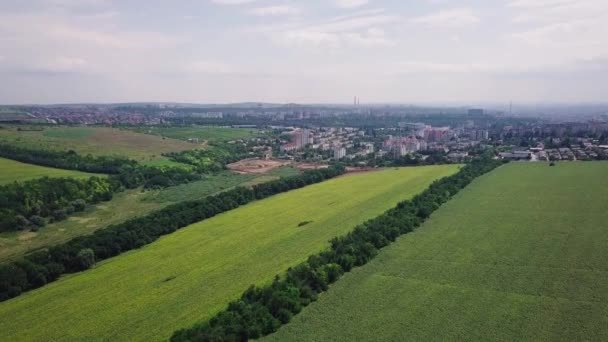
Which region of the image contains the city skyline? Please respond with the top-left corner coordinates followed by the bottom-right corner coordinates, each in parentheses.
top-left (0, 0), bottom-right (607, 104)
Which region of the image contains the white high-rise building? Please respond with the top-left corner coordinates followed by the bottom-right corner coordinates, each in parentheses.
top-left (334, 146), bottom-right (346, 160)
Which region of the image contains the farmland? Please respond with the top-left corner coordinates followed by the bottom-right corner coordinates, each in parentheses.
top-left (0, 165), bottom-right (459, 341)
top-left (0, 126), bottom-right (197, 161)
top-left (0, 168), bottom-right (298, 262)
top-left (0, 157), bottom-right (100, 185)
top-left (264, 162), bottom-right (608, 342)
top-left (131, 126), bottom-right (260, 143)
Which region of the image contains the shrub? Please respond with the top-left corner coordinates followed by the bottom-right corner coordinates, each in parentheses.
top-left (76, 249), bottom-right (96, 270)
top-left (14, 215), bottom-right (29, 230)
top-left (29, 215), bottom-right (46, 227)
top-left (71, 199), bottom-right (87, 212)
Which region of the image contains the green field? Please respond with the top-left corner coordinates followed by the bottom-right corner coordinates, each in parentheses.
top-left (0, 126), bottom-right (197, 161)
top-left (0, 157), bottom-right (100, 185)
top-left (0, 109), bottom-right (34, 122)
top-left (0, 165), bottom-right (459, 341)
top-left (132, 126), bottom-right (260, 143)
top-left (264, 162), bottom-right (608, 341)
top-left (0, 169), bottom-right (298, 262)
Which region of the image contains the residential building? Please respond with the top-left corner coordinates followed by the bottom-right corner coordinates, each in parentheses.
top-left (334, 146), bottom-right (346, 160)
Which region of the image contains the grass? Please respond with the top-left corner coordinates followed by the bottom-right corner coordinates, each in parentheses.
top-left (0, 110), bottom-right (33, 122)
top-left (0, 157), bottom-right (100, 185)
top-left (0, 126), bottom-right (197, 161)
top-left (0, 170), bottom-right (292, 262)
top-left (264, 162), bottom-right (608, 342)
top-left (0, 189), bottom-right (163, 262)
top-left (0, 165), bottom-right (460, 341)
top-left (131, 126), bottom-right (261, 143)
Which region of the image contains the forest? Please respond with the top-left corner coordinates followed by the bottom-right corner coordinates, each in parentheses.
top-left (0, 176), bottom-right (113, 232)
top-left (164, 142), bottom-right (257, 173)
top-left (0, 143), bottom-right (202, 190)
top-left (0, 145), bottom-right (203, 232)
top-left (170, 156), bottom-right (504, 341)
top-left (0, 165), bottom-right (345, 302)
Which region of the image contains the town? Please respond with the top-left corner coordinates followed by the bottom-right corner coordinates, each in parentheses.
top-left (2, 104), bottom-right (608, 166)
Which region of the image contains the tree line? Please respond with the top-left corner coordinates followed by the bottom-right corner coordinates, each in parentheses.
top-left (0, 166), bottom-right (345, 302)
top-left (0, 176), bottom-right (113, 232)
top-left (164, 143), bottom-right (251, 174)
top-left (170, 156), bottom-right (505, 342)
top-left (0, 143), bottom-right (202, 190)
top-left (164, 140), bottom-right (271, 174)
top-left (0, 143), bottom-right (136, 174)
top-left (0, 144), bottom-right (202, 232)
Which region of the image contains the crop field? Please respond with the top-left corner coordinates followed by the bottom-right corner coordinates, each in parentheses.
top-left (264, 162), bottom-right (608, 342)
top-left (0, 109), bottom-right (35, 122)
top-left (131, 126), bottom-right (260, 143)
top-left (0, 165), bottom-right (459, 341)
top-left (0, 169), bottom-right (298, 262)
top-left (0, 126), bottom-right (197, 161)
top-left (0, 157), bottom-right (99, 185)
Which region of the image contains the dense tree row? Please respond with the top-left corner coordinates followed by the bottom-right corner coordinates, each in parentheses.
top-left (164, 143), bottom-right (260, 173)
top-left (0, 166), bottom-right (200, 232)
top-left (115, 165), bottom-right (202, 190)
top-left (0, 145), bottom-right (203, 232)
top-left (171, 156), bottom-right (505, 342)
top-left (0, 143), bottom-right (136, 174)
top-left (0, 177), bottom-right (113, 232)
top-left (0, 166), bottom-right (345, 302)
top-left (0, 143), bottom-right (202, 190)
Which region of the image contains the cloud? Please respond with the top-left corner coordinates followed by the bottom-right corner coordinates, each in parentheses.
top-left (411, 8), bottom-right (480, 28)
top-left (248, 5), bottom-right (300, 16)
top-left (35, 57), bottom-right (89, 73)
top-left (393, 57), bottom-right (608, 76)
top-left (395, 61), bottom-right (490, 74)
top-left (505, 0), bottom-right (608, 59)
top-left (185, 61), bottom-right (235, 74)
top-left (334, 0), bottom-right (369, 9)
top-left (255, 12), bottom-right (398, 48)
top-left (508, 0), bottom-right (574, 9)
top-left (44, 0), bottom-right (109, 6)
top-left (0, 12), bottom-right (186, 76)
top-left (211, 0), bottom-right (258, 5)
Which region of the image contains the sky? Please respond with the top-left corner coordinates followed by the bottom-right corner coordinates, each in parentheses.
top-left (0, 0), bottom-right (606, 104)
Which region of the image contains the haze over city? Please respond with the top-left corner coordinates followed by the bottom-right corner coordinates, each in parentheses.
top-left (0, 0), bottom-right (607, 104)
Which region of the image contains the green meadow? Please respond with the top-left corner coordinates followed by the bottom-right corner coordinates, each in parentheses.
top-left (132, 126), bottom-right (260, 143)
top-left (0, 165), bottom-right (459, 341)
top-left (264, 162), bottom-right (608, 342)
top-left (0, 157), bottom-right (99, 185)
top-left (0, 126), bottom-right (196, 161)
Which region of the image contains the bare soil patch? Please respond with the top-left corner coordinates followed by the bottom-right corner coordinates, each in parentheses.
top-left (228, 158), bottom-right (291, 174)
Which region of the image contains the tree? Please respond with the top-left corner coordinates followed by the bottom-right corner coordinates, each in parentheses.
top-left (29, 215), bottom-right (46, 227)
top-left (14, 215), bottom-right (29, 230)
top-left (76, 249), bottom-right (96, 270)
top-left (71, 199), bottom-right (86, 212)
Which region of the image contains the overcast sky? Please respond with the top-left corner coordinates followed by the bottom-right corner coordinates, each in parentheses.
top-left (0, 0), bottom-right (606, 104)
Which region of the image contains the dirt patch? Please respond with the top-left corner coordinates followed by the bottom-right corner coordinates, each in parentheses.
top-left (228, 158), bottom-right (291, 174)
top-left (296, 163), bottom-right (330, 171)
